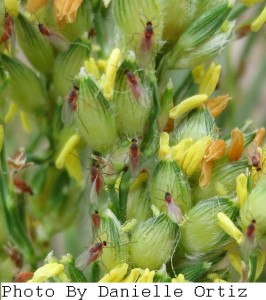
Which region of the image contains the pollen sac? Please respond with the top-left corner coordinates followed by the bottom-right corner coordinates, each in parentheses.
top-left (179, 197), bottom-right (239, 257)
top-left (1, 54), bottom-right (46, 113)
top-left (76, 74), bottom-right (117, 154)
top-left (113, 60), bottom-right (153, 137)
top-left (149, 160), bottom-right (192, 214)
top-left (113, 0), bottom-right (164, 67)
top-left (53, 38), bottom-right (90, 97)
top-left (97, 209), bottom-right (130, 271)
top-left (130, 214), bottom-right (179, 270)
top-left (15, 14), bottom-right (55, 75)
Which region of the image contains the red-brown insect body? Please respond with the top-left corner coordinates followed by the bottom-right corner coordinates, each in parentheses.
top-left (245, 141), bottom-right (263, 172)
top-left (15, 272), bottom-right (34, 282)
top-left (141, 21), bottom-right (154, 51)
top-left (246, 219), bottom-right (256, 240)
top-left (38, 23), bottom-right (51, 37)
top-left (5, 247), bottom-right (23, 269)
top-left (13, 177), bottom-right (33, 195)
top-left (87, 241), bottom-right (107, 265)
top-left (0, 13), bottom-right (14, 44)
top-left (91, 166), bottom-right (102, 195)
top-left (165, 192), bottom-right (172, 204)
top-left (67, 86), bottom-right (79, 112)
top-left (125, 70), bottom-right (141, 99)
top-left (92, 210), bottom-right (101, 229)
top-left (129, 138), bottom-right (140, 176)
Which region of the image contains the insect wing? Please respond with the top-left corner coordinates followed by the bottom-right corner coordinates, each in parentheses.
top-left (48, 31), bottom-right (68, 52)
top-left (167, 201), bottom-right (182, 224)
top-left (61, 99), bottom-right (74, 124)
top-left (10, 20), bottom-right (16, 56)
top-left (75, 249), bottom-right (93, 270)
top-left (245, 141), bottom-right (261, 166)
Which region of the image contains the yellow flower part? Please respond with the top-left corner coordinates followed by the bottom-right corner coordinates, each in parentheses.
top-left (192, 64), bottom-right (205, 85)
top-left (169, 94), bottom-right (208, 119)
top-left (27, 0), bottom-right (48, 13)
top-left (99, 263), bottom-right (128, 282)
top-left (20, 112), bottom-right (32, 133)
top-left (97, 59), bottom-right (108, 72)
top-left (4, 102), bottom-right (18, 123)
top-left (228, 251), bottom-right (242, 274)
top-left (4, 0), bottom-right (20, 17)
top-left (130, 170), bottom-right (149, 190)
top-left (171, 138), bottom-right (193, 166)
top-left (85, 58), bottom-right (100, 80)
top-left (64, 148), bottom-right (83, 183)
top-left (217, 212), bottom-right (244, 245)
top-left (159, 132), bottom-right (171, 160)
top-left (236, 174), bottom-right (247, 208)
top-left (54, 0), bottom-right (83, 24)
top-left (103, 48), bottom-right (121, 100)
top-left (28, 263), bottom-right (64, 283)
top-left (208, 273), bottom-right (227, 283)
top-left (199, 63), bottom-right (221, 97)
top-left (182, 136), bottom-right (212, 176)
top-left (172, 274), bottom-right (188, 282)
top-left (56, 134), bottom-right (80, 169)
top-left (0, 125), bottom-right (4, 152)
top-left (251, 5), bottom-right (266, 32)
top-left (137, 269), bottom-right (155, 282)
top-left (241, 0), bottom-right (264, 7)
top-left (103, 0), bottom-right (112, 8)
top-left (122, 268), bottom-right (143, 282)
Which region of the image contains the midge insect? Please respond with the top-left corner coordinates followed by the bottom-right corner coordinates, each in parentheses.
top-left (124, 69), bottom-right (150, 108)
top-left (164, 192), bottom-right (183, 225)
top-left (75, 240), bottom-right (107, 270)
top-left (0, 12), bottom-right (14, 44)
top-left (91, 210), bottom-right (101, 229)
top-left (129, 138), bottom-right (141, 177)
top-left (246, 219), bottom-right (256, 241)
top-left (245, 140), bottom-right (265, 172)
top-left (140, 21), bottom-right (154, 51)
top-left (61, 85), bottom-right (79, 124)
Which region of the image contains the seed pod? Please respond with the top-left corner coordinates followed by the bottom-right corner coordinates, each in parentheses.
top-left (53, 38), bottom-right (90, 97)
top-left (171, 108), bottom-right (218, 144)
top-left (179, 197), bottom-right (239, 257)
top-left (130, 214), bottom-right (179, 270)
top-left (76, 74), bottom-right (117, 154)
top-left (149, 160), bottom-right (192, 213)
top-left (126, 171), bottom-right (152, 222)
top-left (97, 209), bottom-right (130, 271)
top-left (113, 59), bottom-right (152, 137)
top-left (1, 54), bottom-right (46, 113)
top-left (15, 14), bottom-right (55, 74)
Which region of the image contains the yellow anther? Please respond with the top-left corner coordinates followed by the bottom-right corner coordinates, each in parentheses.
top-left (122, 268), bottom-right (143, 282)
top-left (99, 263), bottom-right (128, 282)
top-left (65, 148), bottom-right (83, 183)
top-left (4, 102), bottom-right (18, 123)
top-left (199, 63), bottom-right (221, 97)
top-left (4, 0), bottom-right (20, 17)
top-left (56, 134), bottom-right (80, 169)
top-left (192, 64), bottom-right (205, 85)
top-left (182, 136), bottom-right (212, 176)
top-left (251, 5), bottom-right (266, 32)
top-left (172, 274), bottom-right (188, 282)
top-left (236, 174), bottom-right (247, 208)
top-left (85, 58), bottom-right (100, 80)
top-left (217, 212), bottom-right (244, 245)
top-left (20, 112), bottom-right (32, 133)
top-left (169, 94), bottom-right (208, 119)
top-left (171, 138), bottom-right (193, 165)
top-left (137, 269), bottom-right (155, 282)
top-left (228, 251), bottom-right (242, 274)
top-left (159, 132), bottom-right (171, 160)
top-left (103, 48), bottom-right (121, 99)
top-left (28, 263), bottom-right (64, 283)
